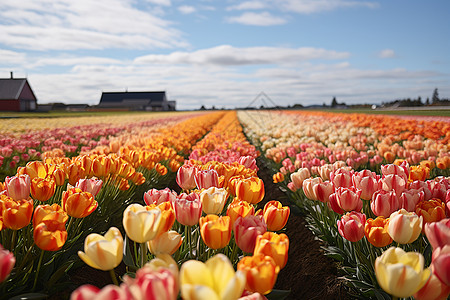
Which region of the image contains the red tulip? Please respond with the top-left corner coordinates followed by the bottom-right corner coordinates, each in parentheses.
top-left (329, 187), bottom-right (362, 213)
top-left (194, 169), bottom-right (219, 189)
top-left (337, 211), bottom-right (366, 242)
top-left (371, 190), bottom-right (399, 217)
top-left (176, 165), bottom-right (197, 190)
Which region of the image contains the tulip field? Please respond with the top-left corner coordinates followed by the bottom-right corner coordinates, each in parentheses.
top-left (0, 110), bottom-right (449, 300)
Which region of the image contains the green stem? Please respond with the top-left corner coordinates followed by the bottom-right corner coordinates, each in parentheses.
top-left (66, 216), bottom-right (75, 234)
top-left (140, 242), bottom-right (147, 267)
top-left (109, 269), bottom-right (119, 286)
top-left (230, 241), bottom-right (239, 266)
top-left (32, 249), bottom-right (45, 291)
top-left (188, 225), bottom-right (193, 259)
top-left (10, 230), bottom-right (17, 251)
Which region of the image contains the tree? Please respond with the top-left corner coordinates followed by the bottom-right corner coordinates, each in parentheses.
top-left (331, 97), bottom-right (338, 107)
top-left (426, 97), bottom-right (430, 105)
top-left (432, 88), bottom-right (440, 103)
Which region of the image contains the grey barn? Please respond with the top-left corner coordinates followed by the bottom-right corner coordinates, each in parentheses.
top-left (98, 91), bottom-right (176, 111)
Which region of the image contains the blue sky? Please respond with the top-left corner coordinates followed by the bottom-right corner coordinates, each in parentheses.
top-left (1, 0), bottom-right (449, 110)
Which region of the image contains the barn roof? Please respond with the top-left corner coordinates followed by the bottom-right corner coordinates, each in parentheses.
top-left (100, 91), bottom-right (166, 103)
top-left (0, 78), bottom-right (27, 100)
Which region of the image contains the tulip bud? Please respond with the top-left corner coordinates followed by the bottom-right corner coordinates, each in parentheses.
top-left (364, 217), bottom-right (392, 247)
top-left (235, 177), bottom-right (265, 205)
top-left (337, 211), bottom-right (366, 242)
top-left (237, 254), bottom-right (280, 295)
top-left (176, 165), bottom-right (197, 190)
top-left (75, 178), bottom-right (103, 197)
top-left (61, 188), bottom-right (98, 218)
top-left (5, 174), bottom-right (30, 201)
top-left (234, 215), bottom-right (267, 253)
top-left (199, 215), bottom-right (232, 249)
top-left (123, 204), bottom-right (162, 243)
top-left (200, 187), bottom-right (229, 215)
top-left (254, 232), bottom-right (289, 269)
top-left (388, 209), bottom-right (422, 244)
top-left (262, 201), bottom-right (290, 231)
top-left (172, 192), bottom-right (202, 226)
top-left (31, 177), bottom-right (56, 202)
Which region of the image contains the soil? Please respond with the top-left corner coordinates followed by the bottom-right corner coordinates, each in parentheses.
top-left (55, 161), bottom-right (349, 299)
top-left (256, 159), bottom-right (349, 300)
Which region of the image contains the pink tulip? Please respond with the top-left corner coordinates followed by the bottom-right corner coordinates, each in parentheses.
top-left (0, 245), bottom-right (15, 283)
top-left (317, 164), bottom-right (333, 181)
top-left (124, 268), bottom-right (178, 300)
top-left (381, 161), bottom-right (409, 181)
top-left (75, 178), bottom-right (103, 197)
top-left (352, 173), bottom-right (381, 201)
top-left (414, 272), bottom-right (450, 300)
top-left (410, 180), bottom-right (433, 201)
top-left (425, 218), bottom-right (450, 250)
top-left (176, 165), bottom-right (197, 190)
top-left (194, 169), bottom-right (219, 189)
top-left (329, 187), bottom-right (362, 213)
top-left (428, 180), bottom-right (447, 202)
top-left (172, 192), bottom-right (202, 226)
top-left (433, 250), bottom-right (450, 287)
top-left (399, 190), bottom-right (424, 212)
top-left (330, 168), bottom-right (353, 189)
top-left (144, 188), bottom-right (177, 206)
top-left (371, 190), bottom-right (399, 217)
top-left (290, 168), bottom-right (310, 190)
top-left (381, 174), bottom-right (406, 197)
top-left (5, 174), bottom-right (30, 200)
top-left (234, 215), bottom-right (267, 253)
top-left (302, 177), bottom-right (322, 201)
top-left (337, 211), bottom-right (366, 242)
top-left (70, 284), bottom-right (132, 300)
top-left (312, 181), bottom-right (334, 203)
top-left (238, 156), bottom-right (258, 171)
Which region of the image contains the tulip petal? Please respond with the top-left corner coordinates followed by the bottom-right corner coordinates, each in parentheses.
top-left (206, 254), bottom-right (235, 294)
top-left (180, 260), bottom-right (214, 287)
top-left (181, 284), bottom-right (220, 300)
top-left (78, 251), bottom-right (101, 270)
top-left (220, 270), bottom-right (246, 300)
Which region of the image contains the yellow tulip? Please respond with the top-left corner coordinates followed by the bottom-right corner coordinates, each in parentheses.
top-left (78, 227), bottom-right (123, 271)
top-left (200, 187), bottom-right (229, 215)
top-left (122, 204), bottom-right (162, 243)
top-left (180, 253), bottom-right (246, 300)
top-left (148, 230), bottom-right (183, 255)
top-left (375, 247), bottom-right (430, 298)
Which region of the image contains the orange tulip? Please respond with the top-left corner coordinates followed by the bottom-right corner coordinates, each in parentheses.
top-left (0, 195), bottom-right (33, 230)
top-left (253, 232), bottom-right (289, 269)
top-left (227, 198), bottom-right (255, 226)
top-left (61, 188), bottom-right (98, 218)
top-left (262, 201), bottom-right (290, 231)
top-left (33, 204), bottom-right (68, 228)
top-left (235, 177), bottom-right (265, 204)
top-left (31, 177), bottom-right (56, 202)
top-left (237, 254), bottom-right (280, 295)
top-left (199, 215), bottom-right (232, 249)
top-left (66, 163), bottom-right (85, 186)
top-left (34, 219), bottom-right (68, 251)
top-left (51, 167), bottom-right (67, 186)
top-left (272, 172), bottom-right (284, 184)
top-left (409, 165), bottom-right (430, 182)
top-left (148, 230), bottom-right (183, 255)
top-left (416, 199), bottom-right (446, 229)
top-left (364, 217), bottom-right (393, 247)
top-left (22, 161), bottom-right (49, 179)
top-left (146, 202), bottom-right (175, 236)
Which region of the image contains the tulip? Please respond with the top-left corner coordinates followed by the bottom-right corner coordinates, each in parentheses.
top-left (148, 230), bottom-right (183, 255)
top-left (180, 254), bottom-right (246, 300)
top-left (234, 215), bottom-right (267, 253)
top-left (31, 177), bottom-right (56, 202)
top-left (147, 202), bottom-right (175, 236)
top-left (337, 211), bottom-right (366, 242)
top-left (416, 199), bottom-right (446, 228)
top-left (238, 156), bottom-right (258, 171)
top-left (125, 267), bottom-right (177, 300)
top-left (329, 187), bottom-right (362, 213)
top-left (34, 219), bottom-right (68, 251)
top-left (0, 245), bottom-right (15, 283)
top-left (330, 168), bottom-right (353, 189)
top-left (352, 173), bottom-right (380, 201)
top-left (381, 162), bottom-right (409, 181)
top-left (5, 174), bottom-right (30, 200)
top-left (399, 189), bottom-right (424, 212)
top-left (199, 215), bottom-right (232, 249)
top-left (195, 169), bottom-right (219, 189)
top-left (262, 201), bottom-right (290, 231)
top-left (66, 163), bottom-right (85, 186)
top-left (364, 217), bottom-right (393, 247)
top-left (410, 180), bottom-right (433, 201)
top-left (143, 188), bottom-right (177, 206)
top-left (52, 168), bottom-right (66, 186)
top-left (176, 165), bottom-right (197, 190)
top-left (123, 204), bottom-right (162, 243)
top-left (302, 177), bottom-right (323, 201)
top-left (33, 204), bottom-right (68, 227)
top-left (424, 218), bottom-right (450, 250)
top-left (253, 232), bottom-right (289, 269)
top-left (22, 161), bottom-right (49, 179)
top-left (200, 187), bottom-right (229, 215)
top-left (78, 227), bottom-right (123, 271)
top-left (375, 247), bottom-right (430, 298)
top-left (75, 178), bottom-right (103, 197)
top-left (237, 254), bottom-right (279, 295)
top-left (290, 168), bottom-right (310, 190)
top-left (381, 174), bottom-right (406, 197)
top-left (172, 192), bottom-right (202, 226)
top-left (432, 249), bottom-right (450, 287)
top-left (227, 198), bottom-right (255, 226)
top-left (144, 253), bottom-right (179, 282)
top-left (409, 165), bottom-right (430, 182)
top-left (0, 195), bottom-right (33, 230)
top-left (312, 180), bottom-right (334, 203)
top-left (61, 188), bottom-right (98, 218)
top-left (413, 272), bottom-right (450, 300)
top-left (388, 209), bottom-right (423, 244)
top-left (70, 284), bottom-right (132, 300)
top-left (235, 177), bottom-right (265, 205)
top-left (317, 164), bottom-right (333, 181)
top-left (371, 190), bottom-right (399, 217)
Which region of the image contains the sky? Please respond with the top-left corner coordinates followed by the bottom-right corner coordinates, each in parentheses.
top-left (1, 0), bottom-right (449, 110)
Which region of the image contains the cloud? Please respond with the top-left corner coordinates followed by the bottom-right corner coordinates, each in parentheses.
top-left (0, 0), bottom-right (185, 51)
top-left (378, 49), bottom-right (396, 58)
top-left (226, 1), bottom-right (268, 11)
top-left (277, 0), bottom-right (379, 14)
top-left (226, 11), bottom-right (287, 26)
top-left (0, 49), bottom-right (26, 65)
top-left (178, 5), bottom-right (196, 14)
top-left (134, 45), bottom-right (350, 66)
top-left (145, 0), bottom-right (171, 6)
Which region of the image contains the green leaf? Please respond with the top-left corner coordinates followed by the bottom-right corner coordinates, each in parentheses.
top-left (9, 293), bottom-right (48, 300)
top-left (123, 235), bottom-right (136, 268)
top-left (46, 260), bottom-right (74, 288)
top-left (265, 289), bottom-right (291, 300)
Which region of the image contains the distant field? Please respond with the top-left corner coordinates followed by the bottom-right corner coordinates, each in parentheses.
top-left (301, 108), bottom-right (450, 117)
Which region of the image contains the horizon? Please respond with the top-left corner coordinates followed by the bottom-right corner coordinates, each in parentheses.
top-left (1, 0), bottom-right (449, 110)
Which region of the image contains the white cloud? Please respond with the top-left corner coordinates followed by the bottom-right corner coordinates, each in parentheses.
top-left (226, 1), bottom-right (268, 11)
top-left (277, 0), bottom-right (379, 14)
top-left (145, 0), bottom-right (171, 6)
top-left (0, 49), bottom-right (26, 65)
top-left (134, 45), bottom-right (350, 65)
top-left (226, 12), bottom-right (287, 26)
top-left (378, 49), bottom-right (396, 58)
top-left (178, 5), bottom-right (196, 14)
top-left (0, 0), bottom-right (185, 51)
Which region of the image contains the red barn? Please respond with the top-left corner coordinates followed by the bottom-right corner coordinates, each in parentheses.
top-left (0, 73), bottom-right (38, 111)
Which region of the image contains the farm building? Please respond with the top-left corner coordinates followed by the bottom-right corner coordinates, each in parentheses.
top-left (97, 91), bottom-right (176, 111)
top-left (0, 73), bottom-right (38, 111)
